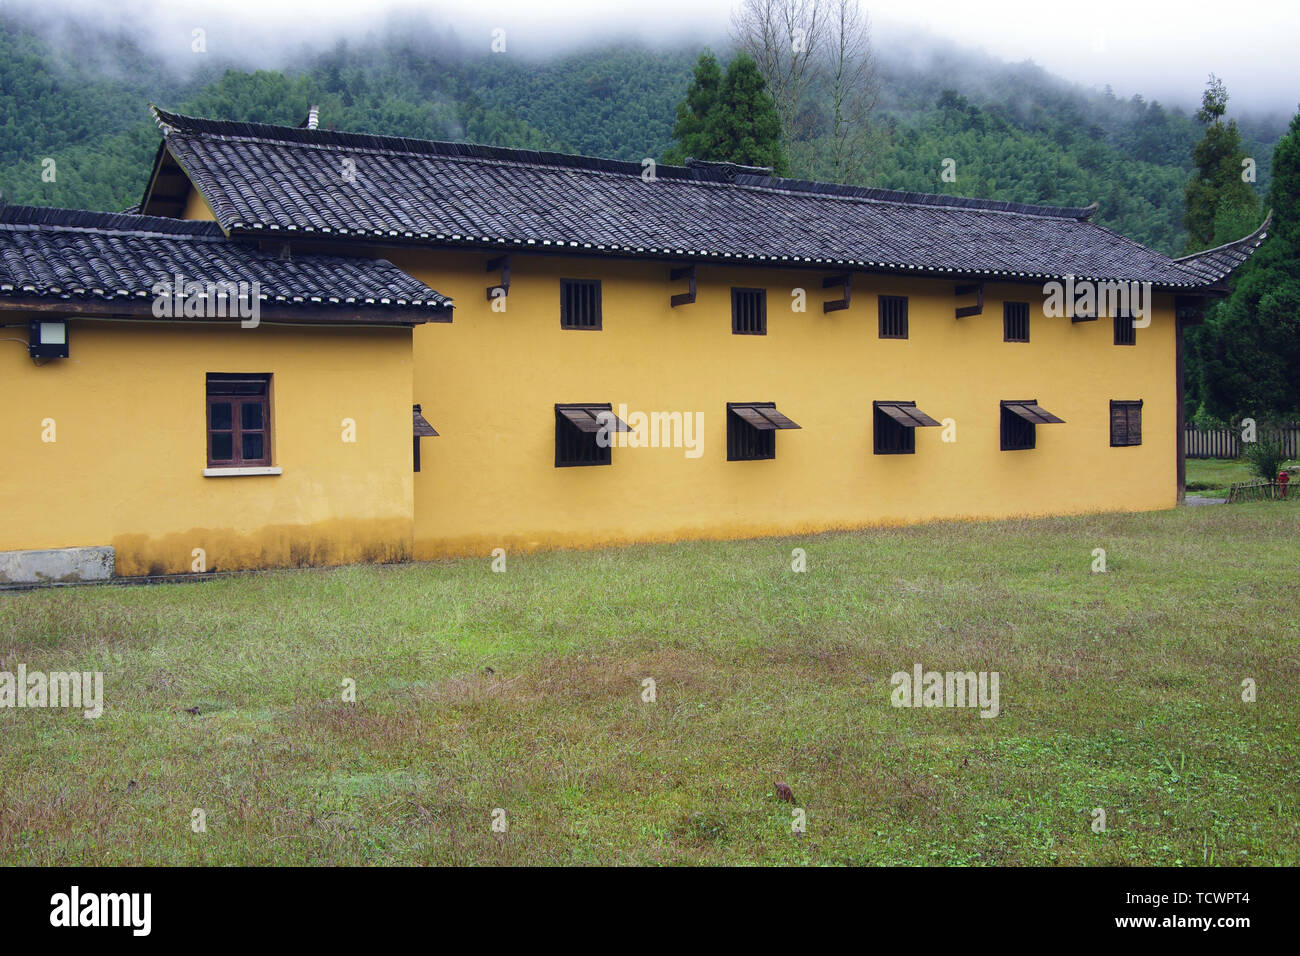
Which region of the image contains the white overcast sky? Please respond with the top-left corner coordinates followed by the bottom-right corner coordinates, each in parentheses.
top-left (20, 0), bottom-right (1300, 113)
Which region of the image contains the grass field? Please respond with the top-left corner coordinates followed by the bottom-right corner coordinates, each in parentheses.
top-left (2, 502), bottom-right (1297, 866)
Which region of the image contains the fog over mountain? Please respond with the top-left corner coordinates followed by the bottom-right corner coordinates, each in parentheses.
top-left (8, 0), bottom-right (1298, 117)
top-left (0, 0), bottom-right (1289, 257)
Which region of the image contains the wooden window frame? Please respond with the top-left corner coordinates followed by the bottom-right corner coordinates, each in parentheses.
top-left (1110, 399), bottom-right (1143, 447)
top-left (560, 278), bottom-right (602, 330)
top-left (206, 373), bottom-right (271, 467)
top-left (879, 295), bottom-right (909, 339)
top-left (555, 403), bottom-right (614, 467)
top-left (727, 405), bottom-right (777, 461)
top-left (1003, 301), bottom-right (1030, 342)
top-left (1000, 401), bottom-right (1036, 451)
top-left (873, 402), bottom-right (917, 455)
top-left (731, 287), bottom-right (767, 335)
top-left (1113, 312), bottom-right (1136, 346)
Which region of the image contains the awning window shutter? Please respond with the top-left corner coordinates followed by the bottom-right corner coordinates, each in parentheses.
top-left (1003, 401), bottom-right (1065, 425)
top-left (875, 402), bottom-right (941, 428)
top-left (729, 402), bottom-right (801, 430)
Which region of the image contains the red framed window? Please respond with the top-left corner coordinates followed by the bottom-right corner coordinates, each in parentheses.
top-left (207, 374), bottom-right (271, 467)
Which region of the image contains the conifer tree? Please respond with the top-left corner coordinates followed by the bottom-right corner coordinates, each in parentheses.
top-left (1182, 75), bottom-right (1260, 252)
top-left (1193, 108), bottom-right (1300, 422)
top-left (663, 52), bottom-right (724, 165)
top-left (664, 51), bottom-right (789, 175)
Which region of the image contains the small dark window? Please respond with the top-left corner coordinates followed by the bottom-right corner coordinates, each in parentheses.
top-left (879, 295), bottom-right (908, 339)
top-left (726, 402), bottom-right (800, 461)
top-left (1110, 400), bottom-right (1143, 446)
top-left (731, 287), bottom-right (767, 335)
top-left (729, 412), bottom-right (775, 460)
top-left (873, 401), bottom-right (941, 454)
top-left (555, 404), bottom-right (628, 467)
top-left (1004, 302), bottom-right (1030, 342)
top-left (207, 374), bottom-right (271, 467)
top-left (999, 400), bottom-right (1064, 451)
top-left (560, 279), bottom-right (602, 330)
top-left (1001, 403), bottom-right (1036, 451)
top-left (874, 405), bottom-right (915, 454)
top-left (1114, 312), bottom-right (1136, 346)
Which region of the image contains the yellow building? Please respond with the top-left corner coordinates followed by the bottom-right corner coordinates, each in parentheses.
top-left (0, 206), bottom-right (448, 578)
top-left (0, 108), bottom-right (1270, 578)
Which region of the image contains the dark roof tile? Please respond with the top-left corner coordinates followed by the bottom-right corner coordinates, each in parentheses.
top-left (146, 107), bottom-right (1266, 290)
top-left (0, 204), bottom-right (452, 320)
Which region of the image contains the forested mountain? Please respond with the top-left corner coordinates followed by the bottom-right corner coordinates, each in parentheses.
top-left (0, 10), bottom-right (1284, 255)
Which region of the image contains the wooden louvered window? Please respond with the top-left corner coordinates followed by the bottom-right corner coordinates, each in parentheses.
top-left (728, 410), bottom-right (775, 460)
top-left (726, 402), bottom-right (801, 461)
top-left (1001, 405), bottom-right (1036, 451)
top-left (560, 279), bottom-right (602, 330)
top-left (207, 374), bottom-right (271, 467)
top-left (1110, 400), bottom-right (1143, 447)
top-left (1004, 302), bottom-right (1030, 342)
top-left (731, 288), bottom-right (767, 335)
top-left (879, 295), bottom-right (908, 339)
top-left (554, 404), bottom-right (631, 467)
top-left (1000, 400), bottom-right (1065, 452)
top-left (1114, 312), bottom-right (1136, 346)
top-left (875, 407), bottom-right (915, 454)
top-left (874, 401), bottom-right (942, 455)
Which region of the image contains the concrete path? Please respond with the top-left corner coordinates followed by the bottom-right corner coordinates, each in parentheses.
top-left (1185, 496), bottom-right (1228, 506)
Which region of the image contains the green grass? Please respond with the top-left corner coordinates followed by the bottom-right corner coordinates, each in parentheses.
top-left (2, 504), bottom-right (1298, 866)
top-left (1185, 457), bottom-right (1298, 498)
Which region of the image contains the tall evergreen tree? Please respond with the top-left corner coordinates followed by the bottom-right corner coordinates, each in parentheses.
top-left (663, 51), bottom-right (723, 165)
top-left (1182, 75), bottom-right (1260, 252)
top-left (663, 52), bottom-right (788, 175)
top-left (715, 53), bottom-right (789, 175)
top-left (1193, 108), bottom-right (1299, 422)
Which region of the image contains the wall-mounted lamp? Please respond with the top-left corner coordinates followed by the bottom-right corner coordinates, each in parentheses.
top-left (29, 319), bottom-right (68, 359)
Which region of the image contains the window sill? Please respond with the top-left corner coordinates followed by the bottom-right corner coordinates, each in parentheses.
top-left (202, 466), bottom-right (282, 477)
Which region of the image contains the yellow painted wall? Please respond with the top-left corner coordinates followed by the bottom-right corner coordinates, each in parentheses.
top-left (383, 251), bottom-right (1177, 559)
top-left (0, 319), bottom-right (415, 575)
top-left (179, 188), bottom-right (216, 222)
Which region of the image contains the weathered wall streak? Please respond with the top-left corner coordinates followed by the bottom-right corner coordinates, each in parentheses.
top-left (111, 517), bottom-right (412, 576)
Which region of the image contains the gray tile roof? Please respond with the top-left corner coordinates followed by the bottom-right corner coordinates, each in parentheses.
top-left (148, 107), bottom-right (1268, 291)
top-left (0, 204), bottom-right (452, 320)
top-left (1172, 211), bottom-right (1273, 285)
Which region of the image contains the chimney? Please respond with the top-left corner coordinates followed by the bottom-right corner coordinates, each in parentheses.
top-left (306, 105), bottom-right (319, 130)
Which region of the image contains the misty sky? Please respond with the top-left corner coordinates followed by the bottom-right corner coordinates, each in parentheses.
top-left (17, 0), bottom-right (1300, 113)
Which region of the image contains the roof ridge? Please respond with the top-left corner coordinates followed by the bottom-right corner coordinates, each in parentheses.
top-left (0, 203), bottom-right (226, 240)
top-left (150, 106), bottom-right (1097, 221)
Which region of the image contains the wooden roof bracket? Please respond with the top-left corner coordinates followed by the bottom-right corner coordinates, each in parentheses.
top-left (670, 264), bottom-right (697, 307)
top-left (955, 282), bottom-right (983, 319)
top-left (486, 254), bottom-right (511, 301)
top-left (823, 274), bottom-right (851, 313)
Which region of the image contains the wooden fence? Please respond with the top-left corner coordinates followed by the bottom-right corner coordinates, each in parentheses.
top-left (1184, 423), bottom-right (1300, 460)
top-left (1227, 479), bottom-right (1290, 502)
